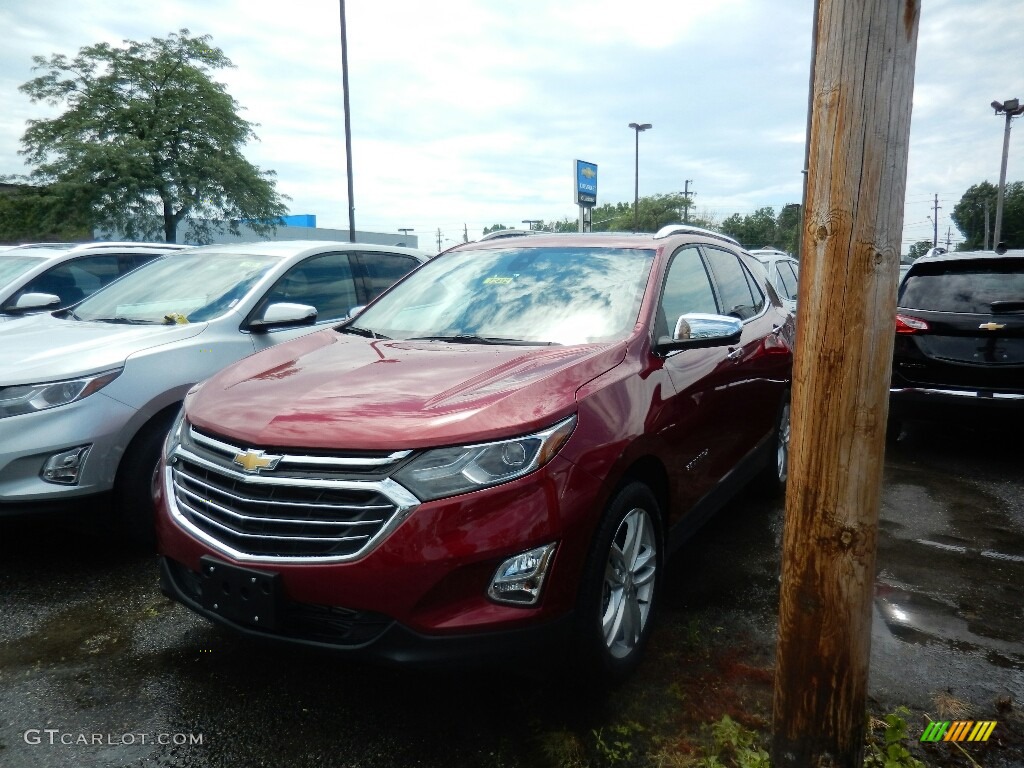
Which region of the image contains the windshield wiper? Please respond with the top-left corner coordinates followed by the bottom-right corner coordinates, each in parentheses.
top-left (990, 300), bottom-right (1024, 313)
top-left (339, 325), bottom-right (390, 340)
top-left (406, 334), bottom-right (556, 346)
top-left (89, 317), bottom-right (160, 325)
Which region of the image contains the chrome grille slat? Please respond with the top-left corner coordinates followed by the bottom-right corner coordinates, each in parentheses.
top-left (175, 471), bottom-right (392, 513)
top-left (177, 500), bottom-right (370, 545)
top-left (189, 426), bottom-right (411, 468)
top-left (173, 480), bottom-right (384, 528)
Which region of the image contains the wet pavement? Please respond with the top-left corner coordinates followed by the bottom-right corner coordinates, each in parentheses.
top-left (0, 419), bottom-right (1021, 767)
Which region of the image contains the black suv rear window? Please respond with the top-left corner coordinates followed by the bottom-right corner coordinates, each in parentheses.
top-left (899, 259), bottom-right (1024, 314)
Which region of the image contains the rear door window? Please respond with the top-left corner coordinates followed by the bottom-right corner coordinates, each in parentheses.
top-left (776, 261), bottom-right (798, 300)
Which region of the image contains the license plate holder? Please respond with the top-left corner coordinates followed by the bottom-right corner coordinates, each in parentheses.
top-left (199, 556), bottom-right (281, 631)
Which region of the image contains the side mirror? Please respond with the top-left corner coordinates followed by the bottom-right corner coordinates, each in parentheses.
top-left (248, 302), bottom-right (317, 332)
top-left (347, 305), bottom-right (366, 319)
top-left (656, 313), bottom-right (743, 353)
top-left (3, 292), bottom-right (62, 314)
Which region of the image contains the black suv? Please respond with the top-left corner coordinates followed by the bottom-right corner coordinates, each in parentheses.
top-left (889, 248), bottom-right (1024, 438)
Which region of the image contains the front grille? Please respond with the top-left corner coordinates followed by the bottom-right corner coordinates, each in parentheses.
top-left (169, 427), bottom-right (419, 562)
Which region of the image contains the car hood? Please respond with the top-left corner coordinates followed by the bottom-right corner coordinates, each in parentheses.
top-left (0, 314), bottom-right (208, 384)
top-left (187, 330), bottom-right (628, 450)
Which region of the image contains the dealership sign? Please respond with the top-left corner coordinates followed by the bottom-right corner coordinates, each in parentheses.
top-left (575, 160), bottom-right (597, 207)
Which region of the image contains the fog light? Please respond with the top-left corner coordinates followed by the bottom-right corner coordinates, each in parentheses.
top-left (41, 445), bottom-right (91, 485)
top-left (487, 542), bottom-right (557, 606)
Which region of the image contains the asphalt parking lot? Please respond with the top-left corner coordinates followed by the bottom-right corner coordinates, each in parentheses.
top-left (0, 418), bottom-right (1021, 767)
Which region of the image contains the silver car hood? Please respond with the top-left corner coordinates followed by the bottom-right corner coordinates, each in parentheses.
top-left (0, 313), bottom-right (208, 385)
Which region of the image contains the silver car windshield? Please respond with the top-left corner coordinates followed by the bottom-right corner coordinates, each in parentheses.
top-left (0, 256), bottom-right (43, 289)
top-left (350, 246), bottom-right (655, 345)
top-left (73, 252), bottom-right (280, 324)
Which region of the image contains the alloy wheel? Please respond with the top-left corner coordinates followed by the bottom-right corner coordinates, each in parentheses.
top-left (601, 507), bottom-right (657, 659)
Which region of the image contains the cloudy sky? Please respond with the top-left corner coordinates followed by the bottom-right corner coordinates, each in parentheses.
top-left (0, 0), bottom-right (1021, 252)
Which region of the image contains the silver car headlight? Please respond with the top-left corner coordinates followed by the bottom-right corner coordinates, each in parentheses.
top-left (393, 415), bottom-right (577, 502)
top-left (0, 369), bottom-right (122, 419)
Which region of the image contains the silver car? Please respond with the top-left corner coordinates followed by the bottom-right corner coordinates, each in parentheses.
top-left (0, 241), bottom-right (187, 321)
top-left (749, 248), bottom-right (799, 314)
top-left (0, 240), bottom-right (430, 538)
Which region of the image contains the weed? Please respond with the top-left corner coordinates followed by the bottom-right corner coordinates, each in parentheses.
top-left (691, 715), bottom-right (769, 768)
top-left (592, 721), bottom-right (646, 766)
top-left (863, 707), bottom-right (925, 768)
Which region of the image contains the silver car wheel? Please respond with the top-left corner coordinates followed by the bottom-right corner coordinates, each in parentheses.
top-left (601, 507), bottom-right (657, 659)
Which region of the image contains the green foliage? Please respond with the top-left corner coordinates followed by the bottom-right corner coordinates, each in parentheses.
top-left (952, 180), bottom-right (1023, 249)
top-left (0, 181), bottom-right (92, 243)
top-left (863, 708), bottom-right (925, 768)
top-left (590, 193), bottom-right (712, 233)
top-left (907, 240), bottom-right (933, 260)
top-left (17, 29), bottom-right (288, 244)
top-left (719, 205), bottom-right (801, 253)
top-left (693, 716), bottom-right (770, 768)
top-left (482, 223), bottom-right (510, 234)
top-left (591, 721), bottom-right (645, 766)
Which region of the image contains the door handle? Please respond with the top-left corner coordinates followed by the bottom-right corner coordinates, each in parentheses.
top-left (727, 347), bottom-right (744, 362)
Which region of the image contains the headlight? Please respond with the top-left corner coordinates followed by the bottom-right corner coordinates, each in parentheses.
top-left (393, 415), bottom-right (577, 502)
top-left (0, 369), bottom-right (122, 419)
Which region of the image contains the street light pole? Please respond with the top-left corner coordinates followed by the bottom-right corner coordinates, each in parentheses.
top-left (398, 227), bottom-right (413, 245)
top-left (339, 0), bottom-right (356, 243)
top-left (628, 122), bottom-right (652, 233)
top-left (522, 219), bottom-right (542, 231)
top-left (991, 98), bottom-right (1024, 248)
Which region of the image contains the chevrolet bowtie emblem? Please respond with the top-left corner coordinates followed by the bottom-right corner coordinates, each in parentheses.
top-left (979, 322), bottom-right (1005, 331)
top-left (232, 449), bottom-right (282, 473)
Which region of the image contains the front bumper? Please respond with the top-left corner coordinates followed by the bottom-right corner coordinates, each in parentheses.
top-left (155, 452), bottom-right (604, 655)
top-left (159, 555), bottom-right (573, 666)
top-left (0, 392), bottom-right (137, 511)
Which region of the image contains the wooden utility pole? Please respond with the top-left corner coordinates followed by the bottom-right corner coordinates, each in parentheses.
top-left (772, 2), bottom-right (919, 766)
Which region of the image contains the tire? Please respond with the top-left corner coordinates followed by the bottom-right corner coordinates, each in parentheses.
top-left (573, 482), bottom-right (662, 684)
top-left (754, 393), bottom-right (790, 497)
top-left (113, 409), bottom-right (177, 547)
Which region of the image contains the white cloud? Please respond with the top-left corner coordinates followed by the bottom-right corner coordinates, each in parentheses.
top-left (0, 0), bottom-right (1020, 248)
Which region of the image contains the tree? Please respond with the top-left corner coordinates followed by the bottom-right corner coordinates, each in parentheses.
top-left (17, 29), bottom-right (288, 244)
top-left (0, 181), bottom-right (91, 243)
top-left (482, 224), bottom-right (509, 234)
top-left (952, 180), bottom-right (1023, 249)
top-left (907, 240), bottom-right (932, 260)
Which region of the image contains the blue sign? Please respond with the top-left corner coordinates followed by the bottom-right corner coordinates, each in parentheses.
top-left (575, 160), bottom-right (597, 207)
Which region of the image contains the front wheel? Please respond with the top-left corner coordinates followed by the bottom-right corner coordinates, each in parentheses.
top-left (113, 409), bottom-right (177, 547)
top-left (574, 482), bottom-right (662, 683)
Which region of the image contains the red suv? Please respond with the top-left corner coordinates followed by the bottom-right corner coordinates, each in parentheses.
top-left (155, 227), bottom-right (794, 680)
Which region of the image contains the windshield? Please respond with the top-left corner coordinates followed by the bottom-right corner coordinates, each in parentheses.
top-left (74, 251), bottom-right (280, 323)
top-left (0, 256), bottom-right (43, 289)
top-left (349, 246), bottom-right (655, 345)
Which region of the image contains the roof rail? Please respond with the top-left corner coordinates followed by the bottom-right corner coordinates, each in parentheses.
top-left (653, 224), bottom-right (740, 246)
top-left (477, 229), bottom-right (542, 241)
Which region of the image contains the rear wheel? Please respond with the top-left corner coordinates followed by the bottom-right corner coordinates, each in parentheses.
top-left (113, 409), bottom-right (177, 546)
top-left (755, 393), bottom-right (790, 497)
top-left (574, 482), bottom-right (662, 684)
